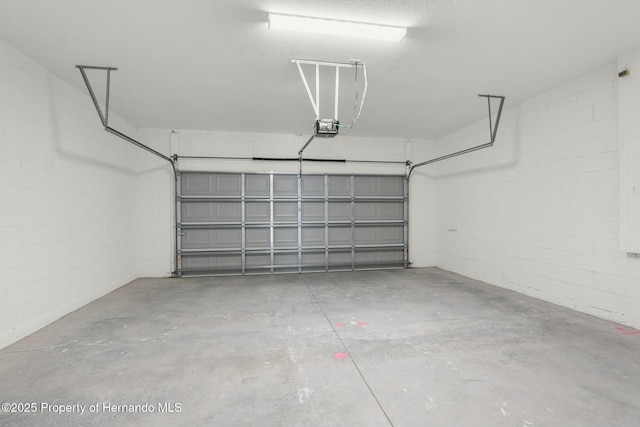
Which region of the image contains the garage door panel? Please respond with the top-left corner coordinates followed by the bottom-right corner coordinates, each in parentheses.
top-left (245, 174), bottom-right (270, 196)
top-left (182, 228), bottom-right (241, 250)
top-left (302, 252), bottom-right (325, 267)
top-left (246, 254), bottom-right (270, 267)
top-left (302, 202), bottom-right (324, 221)
top-left (354, 176), bottom-right (404, 197)
top-left (327, 176), bottom-right (351, 196)
top-left (354, 226), bottom-right (404, 245)
top-left (378, 176), bottom-right (404, 196)
top-left (246, 202), bottom-right (269, 222)
top-left (178, 172), bottom-right (406, 276)
top-left (328, 227), bottom-right (351, 246)
top-left (302, 227), bottom-right (324, 247)
top-left (354, 202), bottom-right (403, 221)
top-left (182, 254), bottom-right (242, 270)
top-left (245, 228), bottom-right (269, 249)
top-left (274, 202), bottom-right (297, 222)
top-left (354, 250), bottom-right (404, 265)
top-left (328, 250), bottom-right (352, 269)
top-left (273, 175), bottom-right (298, 197)
top-left (328, 202), bottom-right (351, 221)
top-left (275, 253), bottom-right (297, 266)
top-left (182, 201), bottom-right (241, 223)
top-left (181, 173), bottom-right (241, 196)
top-left (274, 228), bottom-right (297, 248)
top-left (301, 175), bottom-right (324, 197)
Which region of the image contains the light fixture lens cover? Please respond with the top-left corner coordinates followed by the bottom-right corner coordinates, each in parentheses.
top-left (269, 13), bottom-right (406, 42)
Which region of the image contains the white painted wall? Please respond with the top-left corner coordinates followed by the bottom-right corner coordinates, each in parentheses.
top-left (618, 49), bottom-right (640, 253)
top-left (0, 39), bottom-right (140, 349)
top-left (132, 129), bottom-right (174, 277)
top-left (408, 141), bottom-right (438, 267)
top-left (135, 128), bottom-right (437, 276)
top-left (429, 64), bottom-right (640, 328)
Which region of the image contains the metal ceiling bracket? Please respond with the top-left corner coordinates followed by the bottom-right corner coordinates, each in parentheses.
top-left (76, 65), bottom-right (118, 127)
top-left (294, 59), bottom-right (367, 124)
top-left (75, 65), bottom-right (176, 176)
top-left (293, 59), bottom-right (368, 167)
top-left (408, 94), bottom-right (505, 179)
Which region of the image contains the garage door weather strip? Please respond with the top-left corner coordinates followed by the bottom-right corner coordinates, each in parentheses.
top-left (76, 65), bottom-right (180, 276)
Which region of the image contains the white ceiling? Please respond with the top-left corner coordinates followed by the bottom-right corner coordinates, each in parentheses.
top-left (1, 0), bottom-right (640, 139)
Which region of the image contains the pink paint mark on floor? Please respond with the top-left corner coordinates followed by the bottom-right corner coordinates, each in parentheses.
top-left (616, 326), bottom-right (640, 336)
top-left (335, 323), bottom-right (344, 328)
top-left (333, 352), bottom-right (347, 359)
top-left (356, 321), bottom-right (367, 327)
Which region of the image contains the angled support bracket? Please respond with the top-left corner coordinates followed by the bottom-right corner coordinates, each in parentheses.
top-left (76, 65), bottom-right (118, 128)
top-left (75, 65), bottom-right (177, 176)
top-left (408, 94), bottom-right (505, 179)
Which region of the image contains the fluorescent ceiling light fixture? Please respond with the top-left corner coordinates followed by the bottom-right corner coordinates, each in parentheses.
top-left (269, 13), bottom-right (406, 42)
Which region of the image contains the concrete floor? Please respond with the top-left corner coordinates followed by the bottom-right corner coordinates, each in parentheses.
top-left (1, 268), bottom-right (639, 426)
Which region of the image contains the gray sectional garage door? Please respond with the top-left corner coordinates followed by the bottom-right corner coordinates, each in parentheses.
top-left (177, 172), bottom-right (407, 276)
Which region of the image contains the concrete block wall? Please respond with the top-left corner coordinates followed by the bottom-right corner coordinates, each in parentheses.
top-left (428, 64), bottom-right (640, 328)
top-left (0, 39), bottom-right (140, 349)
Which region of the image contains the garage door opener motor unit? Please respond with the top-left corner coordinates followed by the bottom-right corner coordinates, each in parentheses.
top-left (292, 59), bottom-right (367, 156)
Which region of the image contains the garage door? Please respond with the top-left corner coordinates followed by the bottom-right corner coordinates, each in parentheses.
top-left (177, 172), bottom-right (408, 276)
